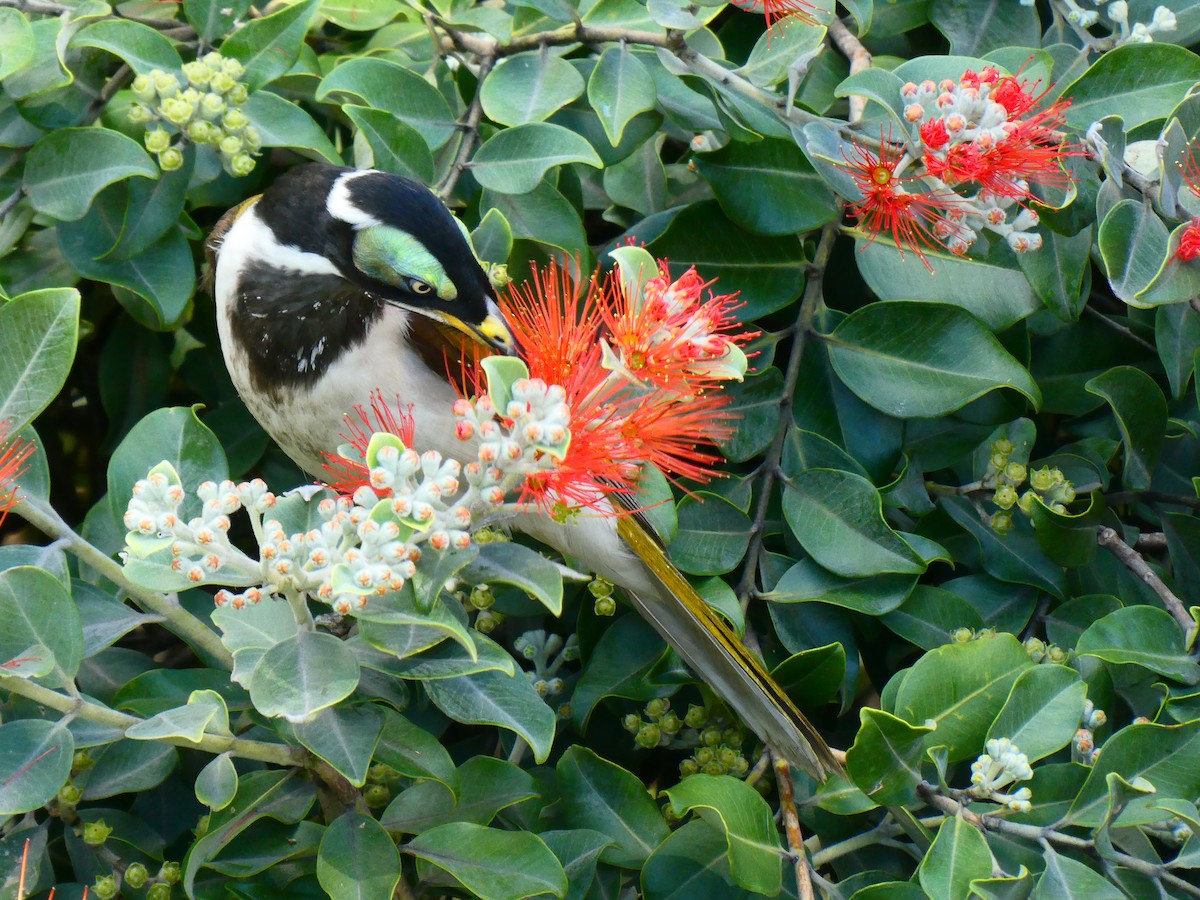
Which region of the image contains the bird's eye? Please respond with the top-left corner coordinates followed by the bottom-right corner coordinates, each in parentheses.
top-left (408, 278), bottom-right (433, 295)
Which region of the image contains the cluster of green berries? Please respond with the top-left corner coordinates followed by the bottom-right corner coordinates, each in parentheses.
top-left (589, 576), bottom-right (617, 616)
top-left (1023, 636), bottom-right (1069, 665)
top-left (128, 53), bottom-right (260, 177)
top-left (462, 583), bottom-right (505, 632)
top-left (623, 699), bottom-right (749, 778)
top-left (984, 438), bottom-right (1075, 534)
top-left (364, 762), bottom-right (402, 808)
top-left (949, 626), bottom-right (997, 643)
top-left (83, 818), bottom-right (179, 899)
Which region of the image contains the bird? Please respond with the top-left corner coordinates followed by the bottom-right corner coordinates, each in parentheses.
top-left (206, 162), bottom-right (841, 780)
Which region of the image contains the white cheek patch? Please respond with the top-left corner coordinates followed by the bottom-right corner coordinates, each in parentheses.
top-left (327, 171), bottom-right (382, 228)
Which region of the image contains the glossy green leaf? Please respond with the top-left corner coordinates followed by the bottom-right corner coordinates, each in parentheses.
top-left (641, 819), bottom-right (745, 900)
top-left (1097, 199), bottom-right (1170, 304)
top-left (460, 541), bottom-right (562, 614)
top-left (78, 740), bottom-right (177, 800)
top-left (1032, 847), bottom-right (1123, 898)
top-left (571, 615), bottom-right (671, 729)
top-left (373, 709), bottom-right (457, 791)
top-left (918, 816), bottom-right (992, 899)
top-left (344, 104), bottom-right (434, 182)
top-left (894, 633), bottom-right (1034, 762)
top-left (71, 19), bottom-right (183, 74)
top-left (880, 585), bottom-right (984, 650)
top-left (826, 302), bottom-right (1041, 417)
top-left (764, 558), bottom-right (914, 615)
top-left (664, 775), bottom-right (780, 895)
top-left (481, 51), bottom-right (585, 126)
top-left (0, 566), bottom-right (82, 687)
top-left (425, 668), bottom-right (556, 763)
top-left (587, 45), bottom-right (656, 146)
top-left (321, 0), bottom-right (403, 30)
top-left (293, 704), bottom-right (384, 786)
top-left (0, 721), bottom-right (73, 815)
top-left (25, 128), bottom-right (157, 222)
top-left (1063, 43), bottom-right (1200, 131)
top-left (470, 123), bottom-right (602, 194)
top-left (318, 812), bottom-right (401, 900)
top-left (930, 0), bottom-right (1038, 55)
top-left (1076, 606), bottom-right (1200, 684)
top-left (668, 492), bottom-right (751, 576)
top-left (0, 9), bottom-right (34, 81)
top-left (557, 746), bottom-right (670, 868)
top-left (249, 631), bottom-right (361, 721)
top-left (317, 57), bottom-right (458, 149)
top-left (942, 496), bottom-right (1068, 598)
top-left (782, 469), bottom-right (925, 578)
top-left (0, 288), bottom-right (79, 437)
top-left (195, 752), bottom-right (238, 810)
top-left (406, 823), bottom-right (566, 900)
top-left (125, 689), bottom-right (231, 742)
top-left (712, 366), bottom-right (782, 463)
top-left (1084, 366), bottom-right (1167, 491)
top-left (1017, 226), bottom-right (1092, 322)
top-left (244, 90), bottom-right (341, 164)
top-left (185, 0), bottom-right (249, 44)
top-left (986, 665), bottom-right (1087, 763)
top-left (219, 0), bottom-right (320, 91)
top-left (382, 757), bottom-right (536, 832)
top-left (846, 708), bottom-right (934, 805)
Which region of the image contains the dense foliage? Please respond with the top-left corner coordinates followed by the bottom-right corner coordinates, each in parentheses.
top-left (3, 0), bottom-right (1200, 896)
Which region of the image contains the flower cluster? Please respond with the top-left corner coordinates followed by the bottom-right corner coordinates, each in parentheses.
top-left (728, 0), bottom-right (817, 34)
top-left (1172, 149), bottom-right (1200, 263)
top-left (129, 53), bottom-right (260, 177)
top-left (1072, 700), bottom-right (1107, 766)
top-left (976, 437), bottom-right (1076, 534)
top-left (1059, 0), bottom-right (1176, 44)
top-left (968, 737), bottom-right (1033, 812)
top-left (0, 418), bottom-right (34, 527)
top-left (1023, 636), bottom-right (1069, 665)
top-left (494, 248), bottom-right (754, 513)
top-left (844, 66), bottom-right (1077, 268)
top-left (514, 629), bottom-right (579, 716)
top-left (622, 698), bottom-right (749, 777)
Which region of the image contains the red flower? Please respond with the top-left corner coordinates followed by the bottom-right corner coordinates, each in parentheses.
top-left (1175, 220), bottom-right (1200, 263)
top-left (920, 118), bottom-right (950, 150)
top-left (499, 258), bottom-right (745, 511)
top-left (320, 390), bottom-right (415, 496)
top-left (841, 136), bottom-right (956, 270)
top-left (729, 0), bottom-right (817, 34)
top-left (0, 420), bottom-right (34, 528)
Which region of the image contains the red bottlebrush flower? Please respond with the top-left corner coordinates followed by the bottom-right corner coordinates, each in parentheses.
top-left (0, 420), bottom-right (34, 528)
top-left (919, 118), bottom-right (950, 150)
top-left (320, 390), bottom-right (415, 496)
top-left (729, 0), bottom-right (818, 34)
top-left (499, 258), bottom-right (746, 511)
top-left (841, 136), bottom-right (956, 270)
top-left (991, 75), bottom-right (1040, 117)
top-left (1175, 220), bottom-right (1200, 262)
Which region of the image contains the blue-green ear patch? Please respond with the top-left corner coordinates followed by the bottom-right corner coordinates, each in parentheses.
top-left (352, 225), bottom-right (457, 300)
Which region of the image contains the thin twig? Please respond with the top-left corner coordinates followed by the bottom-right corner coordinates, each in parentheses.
top-left (1081, 305), bottom-right (1157, 353)
top-left (826, 17), bottom-right (870, 124)
top-left (1135, 532), bottom-right (1168, 552)
top-left (919, 783), bottom-right (1200, 898)
top-left (1106, 490), bottom-right (1200, 511)
top-left (774, 754), bottom-right (815, 900)
top-left (0, 673), bottom-right (301, 765)
top-left (16, 494), bottom-right (234, 668)
top-left (1097, 526), bottom-right (1194, 634)
top-left (435, 53), bottom-right (495, 200)
top-left (735, 222), bottom-right (839, 609)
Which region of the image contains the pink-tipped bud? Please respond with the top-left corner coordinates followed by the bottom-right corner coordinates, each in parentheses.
top-left (456, 421), bottom-right (475, 440)
top-left (904, 103), bottom-right (924, 122)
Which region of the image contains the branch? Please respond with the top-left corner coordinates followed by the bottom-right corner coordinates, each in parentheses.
top-left (919, 783), bottom-right (1200, 898)
top-left (735, 221), bottom-right (839, 607)
top-left (0, 0), bottom-right (196, 37)
top-left (437, 19), bottom-right (673, 57)
top-left (0, 674), bottom-right (302, 766)
top-left (1106, 490), bottom-right (1200, 511)
top-left (435, 52), bottom-right (495, 200)
top-left (826, 17), bottom-right (870, 124)
top-left (1097, 526), bottom-right (1194, 635)
top-left (16, 494), bottom-right (234, 669)
top-left (774, 754), bottom-right (815, 900)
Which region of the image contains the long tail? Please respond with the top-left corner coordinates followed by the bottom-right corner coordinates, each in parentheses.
top-left (617, 516), bottom-right (842, 781)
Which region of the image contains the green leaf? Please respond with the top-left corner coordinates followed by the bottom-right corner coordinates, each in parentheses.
top-left (24, 128), bottom-right (157, 222)
top-left (1085, 366), bottom-right (1167, 491)
top-left (770, 643), bottom-right (846, 709)
top-left (382, 757), bottom-right (536, 832)
top-left (663, 775), bottom-right (780, 895)
top-left (1017, 226), bottom-right (1092, 322)
top-left (0, 567), bottom-right (82, 687)
top-left (124, 689), bottom-right (231, 742)
top-left (344, 105), bottom-right (434, 183)
top-left (195, 752), bottom-right (237, 810)
top-left (0, 9), bottom-right (34, 81)
top-left (471, 208), bottom-right (512, 265)
top-left (249, 631), bottom-right (361, 721)
top-left (0, 721), bottom-right (73, 815)
top-left (540, 830), bottom-right (613, 900)
top-left (317, 57), bottom-right (457, 150)
top-left (668, 492), bottom-right (752, 576)
top-left (942, 496), bottom-right (1067, 598)
top-left (930, 0), bottom-right (1039, 55)
top-left (185, 0), bottom-right (249, 45)
top-left (782, 469), bottom-right (926, 578)
top-left (470, 123), bottom-right (602, 194)
top-left (918, 816), bottom-right (992, 899)
top-left (292, 704), bottom-right (383, 787)
top-left (880, 585), bottom-right (984, 651)
top-left (825, 302), bottom-right (1041, 417)
top-left (587, 45), bottom-right (656, 146)
top-left (764, 558), bottom-right (915, 614)
top-left (461, 541), bottom-right (563, 615)
top-left (846, 708), bottom-right (934, 805)
top-left (571, 615), bottom-right (671, 729)
top-left (320, 0), bottom-right (403, 30)
top-left (646, 201), bottom-right (808, 318)
top-left (0, 288), bottom-right (79, 435)
top-left (71, 19), bottom-right (183, 74)
top-left (1097, 199), bottom-right (1170, 303)
top-left (1032, 847), bottom-right (1123, 899)
top-left (894, 633), bottom-right (1034, 762)
top-left (1076, 606), bottom-right (1200, 684)
top-left (78, 740), bottom-right (177, 800)
top-left (641, 820), bottom-right (754, 900)
top-left (425, 668), bottom-right (557, 763)
top-left (373, 709), bottom-right (457, 791)
top-left (219, 0), bottom-right (320, 91)
top-left (481, 51), bottom-right (585, 126)
top-left (986, 665), bottom-right (1087, 763)
top-left (693, 139), bottom-right (837, 236)
top-left (243, 90), bottom-right (341, 164)
top-left (557, 746), bottom-right (670, 868)
top-left (1063, 43), bottom-right (1200, 131)
top-left (318, 812), bottom-right (401, 900)
top-left (405, 823), bottom-right (567, 900)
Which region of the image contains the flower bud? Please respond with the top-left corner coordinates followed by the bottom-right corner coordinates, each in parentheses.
top-left (83, 820), bottom-right (113, 846)
top-left (159, 862), bottom-right (182, 885)
top-left (593, 595), bottom-right (616, 617)
top-left (58, 783), bottom-right (82, 804)
top-left (219, 134), bottom-right (243, 156)
top-left (125, 863), bottom-right (150, 889)
top-left (161, 97), bottom-right (194, 126)
top-left (153, 69), bottom-right (181, 97)
top-left (147, 884), bottom-right (173, 900)
top-left (183, 59), bottom-right (211, 86)
top-left (1003, 462), bottom-right (1026, 485)
top-left (159, 147), bottom-right (184, 172)
top-left (230, 152), bottom-right (256, 177)
top-left (228, 82), bottom-right (249, 104)
top-left (645, 697), bottom-right (669, 718)
top-left (993, 485), bottom-right (1017, 509)
top-left (364, 784), bottom-right (391, 807)
top-left (200, 92), bottom-right (226, 119)
top-left (242, 125), bottom-right (262, 150)
top-left (221, 108), bottom-right (250, 132)
top-left (92, 875), bottom-right (119, 900)
top-left (635, 723), bottom-right (661, 748)
top-left (145, 127), bottom-right (171, 154)
top-left (684, 704), bottom-right (707, 728)
top-left (127, 102), bottom-right (153, 124)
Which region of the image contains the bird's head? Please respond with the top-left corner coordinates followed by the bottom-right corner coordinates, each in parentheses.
top-left (210, 164), bottom-right (514, 355)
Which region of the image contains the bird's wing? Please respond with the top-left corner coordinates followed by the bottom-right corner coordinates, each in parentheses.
top-left (614, 510), bottom-right (842, 780)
